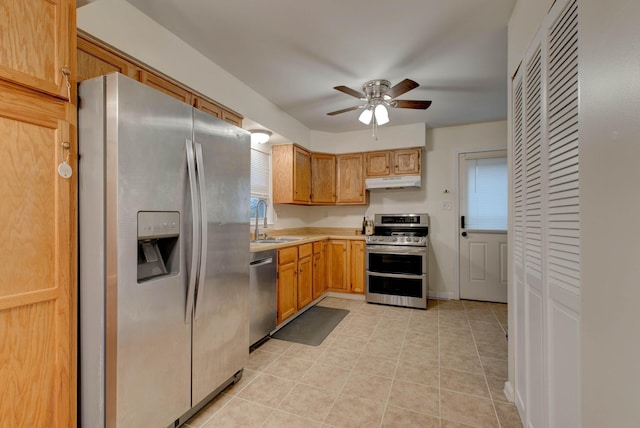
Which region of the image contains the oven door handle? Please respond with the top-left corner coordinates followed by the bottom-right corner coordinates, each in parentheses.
top-left (366, 271), bottom-right (426, 280)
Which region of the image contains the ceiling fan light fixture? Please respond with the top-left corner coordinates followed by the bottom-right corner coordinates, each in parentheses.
top-left (374, 104), bottom-right (389, 125)
top-left (358, 107), bottom-right (373, 125)
top-left (250, 130), bottom-right (272, 144)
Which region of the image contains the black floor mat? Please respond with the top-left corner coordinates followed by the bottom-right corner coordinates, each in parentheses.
top-left (271, 306), bottom-right (349, 346)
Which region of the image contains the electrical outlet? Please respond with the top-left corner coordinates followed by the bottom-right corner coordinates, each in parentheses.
top-left (441, 200), bottom-right (453, 210)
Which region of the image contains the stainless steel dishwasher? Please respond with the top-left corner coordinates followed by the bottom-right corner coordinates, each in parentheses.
top-left (249, 250), bottom-right (277, 347)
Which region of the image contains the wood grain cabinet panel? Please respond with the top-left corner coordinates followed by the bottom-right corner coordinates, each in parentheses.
top-left (393, 148), bottom-right (421, 175)
top-left (365, 151), bottom-right (391, 177)
top-left (336, 153), bottom-right (366, 205)
top-left (77, 36), bottom-right (138, 82)
top-left (311, 153), bottom-right (336, 204)
top-left (297, 254), bottom-right (313, 309)
top-left (277, 248), bottom-right (298, 324)
top-left (139, 70), bottom-right (193, 104)
top-left (327, 240), bottom-right (349, 292)
top-left (0, 82), bottom-right (74, 428)
top-left (272, 144), bottom-right (311, 204)
top-left (0, 0), bottom-right (72, 100)
top-left (349, 241), bottom-right (366, 294)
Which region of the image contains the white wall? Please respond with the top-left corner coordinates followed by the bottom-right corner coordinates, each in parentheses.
top-left (76, 0), bottom-right (311, 147)
top-left (274, 120), bottom-right (507, 299)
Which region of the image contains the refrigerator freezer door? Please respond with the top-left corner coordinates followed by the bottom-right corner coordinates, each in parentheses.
top-left (191, 109), bottom-right (251, 404)
top-left (108, 74), bottom-right (194, 427)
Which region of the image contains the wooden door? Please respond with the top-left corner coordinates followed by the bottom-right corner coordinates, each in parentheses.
top-left (0, 83), bottom-right (74, 427)
top-left (327, 240), bottom-right (349, 292)
top-left (0, 0), bottom-right (72, 100)
top-left (277, 260), bottom-right (297, 324)
top-left (293, 146), bottom-right (311, 203)
top-left (349, 241), bottom-right (366, 294)
top-left (311, 153), bottom-right (336, 203)
top-left (221, 110), bottom-right (242, 127)
top-left (194, 96), bottom-right (223, 119)
top-left (297, 256), bottom-right (313, 308)
top-left (393, 148), bottom-right (421, 175)
top-left (312, 242), bottom-right (326, 299)
top-left (336, 153), bottom-right (365, 204)
top-left (365, 151), bottom-right (391, 177)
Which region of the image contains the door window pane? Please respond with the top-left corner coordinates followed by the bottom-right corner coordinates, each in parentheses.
top-left (465, 156), bottom-right (508, 230)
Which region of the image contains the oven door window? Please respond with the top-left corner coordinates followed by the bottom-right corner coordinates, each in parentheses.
top-left (368, 275), bottom-right (423, 298)
top-left (368, 252), bottom-right (423, 275)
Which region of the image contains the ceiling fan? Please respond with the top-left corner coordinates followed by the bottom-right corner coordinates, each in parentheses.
top-left (327, 79), bottom-right (432, 137)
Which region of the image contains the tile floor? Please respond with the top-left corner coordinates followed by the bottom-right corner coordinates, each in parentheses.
top-left (185, 297), bottom-right (522, 428)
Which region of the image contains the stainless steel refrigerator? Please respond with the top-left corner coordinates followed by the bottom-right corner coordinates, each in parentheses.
top-left (78, 73), bottom-right (250, 427)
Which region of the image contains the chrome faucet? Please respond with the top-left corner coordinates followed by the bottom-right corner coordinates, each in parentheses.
top-left (254, 199), bottom-right (268, 240)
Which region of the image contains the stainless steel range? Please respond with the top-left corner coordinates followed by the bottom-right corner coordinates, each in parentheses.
top-left (365, 213), bottom-right (429, 309)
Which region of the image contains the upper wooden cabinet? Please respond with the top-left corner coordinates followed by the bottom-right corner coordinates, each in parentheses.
top-left (272, 144), bottom-right (311, 204)
top-left (393, 148), bottom-right (421, 175)
top-left (77, 37), bottom-right (138, 81)
top-left (336, 153), bottom-right (366, 205)
top-left (0, 0), bottom-right (72, 100)
top-left (76, 34), bottom-right (243, 127)
top-left (365, 151), bottom-right (391, 177)
top-left (139, 70), bottom-right (193, 104)
top-left (311, 153), bottom-right (336, 204)
top-left (365, 147), bottom-right (422, 178)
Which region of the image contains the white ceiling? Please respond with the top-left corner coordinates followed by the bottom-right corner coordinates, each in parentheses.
top-left (123, 0), bottom-right (515, 134)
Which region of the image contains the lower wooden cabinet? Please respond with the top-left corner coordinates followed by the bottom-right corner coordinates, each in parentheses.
top-left (327, 239), bottom-right (366, 293)
top-left (277, 247), bottom-right (298, 324)
top-left (297, 244), bottom-right (313, 308)
top-left (349, 240), bottom-right (366, 294)
top-left (312, 241), bottom-right (327, 299)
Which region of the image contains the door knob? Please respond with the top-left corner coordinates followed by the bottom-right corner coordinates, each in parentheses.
top-left (461, 231), bottom-right (467, 237)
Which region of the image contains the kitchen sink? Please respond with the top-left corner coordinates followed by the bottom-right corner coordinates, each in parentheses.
top-left (251, 237), bottom-right (302, 244)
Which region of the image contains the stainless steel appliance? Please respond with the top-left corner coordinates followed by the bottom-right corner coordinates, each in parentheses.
top-left (78, 73), bottom-right (250, 427)
top-left (365, 213), bottom-right (429, 309)
top-left (249, 250), bottom-right (277, 347)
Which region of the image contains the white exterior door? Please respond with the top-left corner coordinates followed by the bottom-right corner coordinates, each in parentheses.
top-left (459, 150), bottom-right (508, 303)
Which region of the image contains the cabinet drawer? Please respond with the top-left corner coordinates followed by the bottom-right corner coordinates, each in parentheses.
top-left (313, 242), bottom-right (323, 254)
top-left (278, 247), bottom-right (298, 265)
top-left (298, 243), bottom-right (313, 259)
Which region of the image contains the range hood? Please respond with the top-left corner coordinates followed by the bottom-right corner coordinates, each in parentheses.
top-left (365, 175), bottom-right (422, 189)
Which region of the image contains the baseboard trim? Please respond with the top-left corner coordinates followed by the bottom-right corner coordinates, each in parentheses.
top-left (503, 380), bottom-right (515, 402)
top-left (428, 290), bottom-right (455, 300)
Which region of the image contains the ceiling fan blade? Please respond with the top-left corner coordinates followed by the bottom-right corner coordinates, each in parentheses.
top-left (393, 100), bottom-right (432, 110)
top-left (386, 79), bottom-right (419, 99)
top-left (326, 105), bottom-right (361, 116)
top-left (333, 85), bottom-right (365, 99)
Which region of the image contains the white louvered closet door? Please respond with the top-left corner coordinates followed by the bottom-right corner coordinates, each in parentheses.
top-left (545, 0), bottom-right (581, 426)
top-left (511, 0), bottom-right (580, 426)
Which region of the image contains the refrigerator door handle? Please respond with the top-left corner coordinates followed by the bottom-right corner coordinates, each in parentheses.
top-left (193, 142), bottom-right (208, 320)
top-left (185, 139), bottom-right (200, 323)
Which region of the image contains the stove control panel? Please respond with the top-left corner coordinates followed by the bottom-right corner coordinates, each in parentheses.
top-left (365, 235), bottom-right (428, 246)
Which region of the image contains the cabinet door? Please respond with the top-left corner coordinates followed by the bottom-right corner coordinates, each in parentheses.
top-left (327, 240), bottom-right (349, 292)
top-left (297, 256), bottom-right (313, 308)
top-left (294, 146), bottom-right (311, 203)
top-left (336, 153), bottom-right (366, 204)
top-left (349, 241), bottom-right (366, 294)
top-left (0, 83), bottom-right (74, 427)
top-left (277, 261), bottom-right (297, 324)
top-left (139, 70), bottom-right (193, 104)
top-left (311, 153), bottom-right (336, 203)
top-left (221, 110), bottom-right (243, 127)
top-left (194, 96), bottom-right (223, 119)
top-left (77, 36), bottom-right (139, 82)
top-left (0, 0), bottom-right (72, 99)
top-left (365, 151), bottom-right (391, 177)
top-left (312, 251), bottom-right (325, 300)
top-left (393, 148), bottom-right (421, 175)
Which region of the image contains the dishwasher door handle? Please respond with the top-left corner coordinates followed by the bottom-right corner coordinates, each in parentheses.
top-left (250, 258), bottom-right (274, 267)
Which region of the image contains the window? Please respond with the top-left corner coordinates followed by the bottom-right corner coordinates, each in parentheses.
top-left (250, 146), bottom-right (270, 221)
top-left (462, 152), bottom-right (508, 230)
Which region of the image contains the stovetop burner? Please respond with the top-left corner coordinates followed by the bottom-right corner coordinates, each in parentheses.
top-left (366, 213), bottom-right (429, 247)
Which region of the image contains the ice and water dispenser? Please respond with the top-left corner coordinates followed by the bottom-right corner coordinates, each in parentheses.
top-left (137, 211), bottom-right (180, 282)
